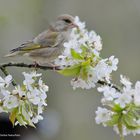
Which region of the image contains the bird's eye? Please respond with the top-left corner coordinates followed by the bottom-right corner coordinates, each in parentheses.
top-left (63, 19), bottom-right (71, 24)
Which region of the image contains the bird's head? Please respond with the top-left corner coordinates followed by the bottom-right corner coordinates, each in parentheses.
top-left (51, 14), bottom-right (78, 32)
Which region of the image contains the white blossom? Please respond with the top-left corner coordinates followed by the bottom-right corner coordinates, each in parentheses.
top-left (38, 105), bottom-right (44, 114)
top-left (97, 75), bottom-right (140, 137)
top-left (27, 89), bottom-right (40, 105)
top-left (32, 115), bottom-right (43, 124)
top-left (1, 89), bottom-right (10, 97)
top-left (39, 78), bottom-right (49, 93)
top-left (113, 125), bottom-right (131, 136)
top-left (12, 85), bottom-right (26, 97)
top-left (69, 56), bottom-right (118, 89)
top-left (74, 16), bottom-right (86, 31)
top-left (23, 72), bottom-right (34, 90)
top-left (131, 129), bottom-right (140, 136)
top-left (54, 16), bottom-right (118, 89)
top-left (120, 75), bottom-right (132, 88)
top-left (95, 107), bottom-right (113, 126)
top-left (3, 95), bottom-right (19, 109)
top-left (71, 77), bottom-right (96, 90)
top-left (0, 75), bottom-right (12, 88)
top-left (27, 87), bottom-right (47, 106)
top-left (88, 31), bottom-right (102, 51)
top-left (108, 56), bottom-right (119, 72)
top-left (98, 86), bottom-right (120, 101)
top-left (113, 124), bottom-right (140, 136)
top-left (0, 71), bottom-right (49, 126)
top-left (114, 93), bottom-right (132, 108)
top-left (23, 71), bottom-right (42, 90)
top-left (94, 60), bottom-right (109, 80)
top-left (98, 75), bottom-right (139, 109)
top-left (70, 66), bottom-right (100, 90)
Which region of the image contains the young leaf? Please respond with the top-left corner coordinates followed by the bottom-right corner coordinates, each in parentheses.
top-left (58, 64), bottom-right (81, 76)
top-left (9, 108), bottom-right (18, 126)
top-left (80, 66), bottom-right (90, 80)
top-left (106, 114), bottom-right (120, 126)
top-left (21, 104), bottom-right (35, 128)
top-left (113, 104), bottom-right (123, 112)
top-left (81, 59), bottom-right (91, 67)
top-left (71, 48), bottom-right (83, 60)
top-left (122, 113), bottom-right (138, 130)
top-left (16, 115), bottom-right (27, 127)
top-left (81, 45), bottom-right (88, 56)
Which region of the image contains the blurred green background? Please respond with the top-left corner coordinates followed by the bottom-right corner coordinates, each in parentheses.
top-left (0, 0), bottom-right (140, 140)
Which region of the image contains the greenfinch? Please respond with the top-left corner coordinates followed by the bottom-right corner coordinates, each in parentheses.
top-left (5, 14), bottom-right (78, 66)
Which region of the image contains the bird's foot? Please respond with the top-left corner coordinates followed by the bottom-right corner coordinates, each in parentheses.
top-left (33, 61), bottom-right (39, 71)
top-left (48, 64), bottom-right (60, 71)
top-left (52, 65), bottom-right (60, 71)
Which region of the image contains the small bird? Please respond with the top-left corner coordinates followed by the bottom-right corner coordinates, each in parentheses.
top-left (5, 14), bottom-right (78, 66)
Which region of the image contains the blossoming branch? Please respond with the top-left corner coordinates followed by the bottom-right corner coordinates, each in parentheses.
top-left (0, 16), bottom-right (139, 140)
top-left (0, 71), bottom-right (48, 127)
top-left (55, 16), bottom-right (119, 89)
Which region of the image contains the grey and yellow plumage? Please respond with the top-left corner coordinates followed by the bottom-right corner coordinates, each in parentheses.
top-left (5, 14), bottom-right (78, 66)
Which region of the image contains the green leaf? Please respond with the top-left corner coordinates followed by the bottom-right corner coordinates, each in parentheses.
top-left (117, 121), bottom-right (123, 138)
top-left (16, 115), bottom-right (27, 127)
top-left (122, 113), bottom-right (138, 130)
top-left (81, 45), bottom-right (88, 53)
top-left (81, 59), bottom-right (91, 67)
top-left (106, 114), bottom-right (120, 126)
top-left (21, 104), bottom-right (35, 128)
top-left (130, 105), bottom-right (140, 119)
top-left (25, 101), bottom-right (32, 115)
top-left (113, 104), bottom-right (123, 112)
top-left (16, 101), bottom-right (35, 127)
top-left (58, 64), bottom-right (81, 76)
top-left (80, 66), bottom-right (90, 80)
top-left (71, 49), bottom-right (83, 60)
top-left (9, 108), bottom-right (18, 126)
top-left (132, 110), bottom-right (140, 119)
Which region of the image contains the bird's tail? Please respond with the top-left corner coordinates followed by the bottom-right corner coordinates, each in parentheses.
top-left (4, 41), bottom-right (35, 57)
top-left (4, 51), bottom-right (19, 57)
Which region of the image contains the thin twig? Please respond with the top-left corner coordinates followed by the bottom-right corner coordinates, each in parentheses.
top-left (98, 80), bottom-right (121, 92)
top-left (0, 62), bottom-right (121, 91)
top-left (0, 62), bottom-right (60, 70)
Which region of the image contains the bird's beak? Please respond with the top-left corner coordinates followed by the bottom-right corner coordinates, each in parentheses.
top-left (70, 23), bottom-right (79, 29)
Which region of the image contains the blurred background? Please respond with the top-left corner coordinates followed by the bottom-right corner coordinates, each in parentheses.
top-left (0, 0), bottom-right (140, 140)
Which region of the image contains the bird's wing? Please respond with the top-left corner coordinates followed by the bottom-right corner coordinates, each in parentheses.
top-left (33, 30), bottom-right (61, 47)
top-left (8, 30), bottom-right (61, 56)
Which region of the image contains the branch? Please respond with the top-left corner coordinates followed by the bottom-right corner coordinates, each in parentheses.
top-left (98, 80), bottom-right (121, 92)
top-left (0, 62), bottom-right (121, 91)
top-left (0, 62), bottom-right (60, 70)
